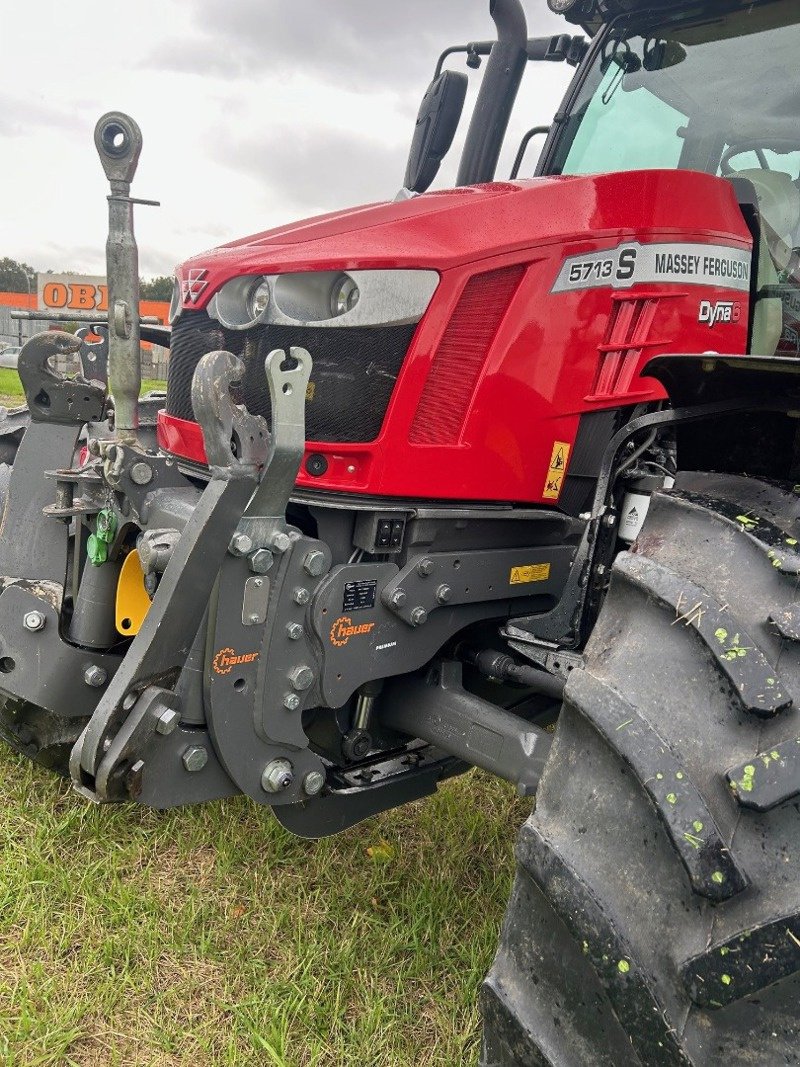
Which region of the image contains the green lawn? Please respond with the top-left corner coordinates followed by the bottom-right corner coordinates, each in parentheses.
top-left (0, 749), bottom-right (527, 1066)
top-left (0, 369), bottom-right (165, 408)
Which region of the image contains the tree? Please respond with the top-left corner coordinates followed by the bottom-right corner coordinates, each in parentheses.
top-left (0, 258), bottom-right (36, 294)
top-left (139, 275), bottom-right (173, 301)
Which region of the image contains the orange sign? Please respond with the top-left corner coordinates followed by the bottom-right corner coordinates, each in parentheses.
top-left (329, 616), bottom-right (376, 648)
top-left (212, 647), bottom-right (259, 675)
top-left (38, 273), bottom-right (109, 313)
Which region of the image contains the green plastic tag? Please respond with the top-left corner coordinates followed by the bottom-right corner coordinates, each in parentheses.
top-left (88, 509), bottom-right (118, 566)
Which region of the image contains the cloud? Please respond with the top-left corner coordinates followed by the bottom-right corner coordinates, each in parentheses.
top-left (0, 93), bottom-right (83, 137)
top-left (143, 0), bottom-right (567, 90)
top-left (215, 124), bottom-right (406, 214)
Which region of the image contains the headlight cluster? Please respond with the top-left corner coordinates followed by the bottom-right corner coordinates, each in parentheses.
top-left (203, 269), bottom-right (439, 331)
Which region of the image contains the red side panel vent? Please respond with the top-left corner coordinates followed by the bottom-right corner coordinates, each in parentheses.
top-left (409, 264), bottom-right (526, 445)
top-left (589, 294), bottom-right (663, 400)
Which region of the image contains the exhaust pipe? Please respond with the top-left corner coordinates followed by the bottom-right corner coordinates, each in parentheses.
top-left (456, 0), bottom-right (528, 187)
top-left (94, 112), bottom-right (158, 442)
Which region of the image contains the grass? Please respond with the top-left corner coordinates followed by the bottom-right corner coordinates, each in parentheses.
top-left (0, 749), bottom-right (528, 1066)
top-left (0, 370), bottom-right (165, 408)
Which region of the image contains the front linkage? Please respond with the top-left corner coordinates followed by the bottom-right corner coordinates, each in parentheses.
top-left (0, 113), bottom-right (556, 833)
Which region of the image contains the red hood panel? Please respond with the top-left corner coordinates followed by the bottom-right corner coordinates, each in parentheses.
top-left (177, 171), bottom-right (750, 312)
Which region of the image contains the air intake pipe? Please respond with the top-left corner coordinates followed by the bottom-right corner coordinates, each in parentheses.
top-left (456, 0), bottom-right (528, 187)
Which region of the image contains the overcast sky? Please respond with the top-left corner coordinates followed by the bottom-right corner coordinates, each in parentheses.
top-left (1, 1), bottom-right (574, 279)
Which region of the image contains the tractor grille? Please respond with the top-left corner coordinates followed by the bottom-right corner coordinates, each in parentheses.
top-left (166, 310), bottom-right (417, 444)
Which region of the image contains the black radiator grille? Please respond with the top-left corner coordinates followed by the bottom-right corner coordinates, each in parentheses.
top-left (166, 311), bottom-right (417, 444)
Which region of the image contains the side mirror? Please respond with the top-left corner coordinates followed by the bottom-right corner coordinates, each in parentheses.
top-left (404, 70), bottom-right (468, 194)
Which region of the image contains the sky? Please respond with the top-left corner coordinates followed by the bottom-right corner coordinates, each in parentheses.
top-left (0, 1), bottom-right (574, 280)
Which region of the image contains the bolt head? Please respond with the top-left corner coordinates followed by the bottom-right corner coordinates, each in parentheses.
top-left (182, 745), bottom-right (208, 773)
top-left (229, 532), bottom-right (253, 558)
top-left (390, 589), bottom-right (407, 609)
top-left (130, 461), bottom-right (154, 486)
top-left (417, 558), bottom-right (434, 577)
top-left (23, 610), bottom-right (46, 632)
top-left (436, 584), bottom-right (452, 604)
top-left (155, 707), bottom-right (180, 735)
top-left (249, 549), bottom-right (274, 574)
top-left (303, 770), bottom-right (326, 797)
top-left (293, 587), bottom-right (310, 606)
top-left (283, 692), bottom-right (301, 711)
top-left (303, 550), bottom-right (326, 577)
top-left (84, 665), bottom-right (108, 688)
top-left (286, 623), bottom-right (304, 641)
top-left (603, 513), bottom-right (617, 528)
top-left (289, 665), bottom-right (315, 692)
top-left (271, 532), bottom-right (292, 554)
top-left (410, 606), bottom-right (428, 627)
top-left (261, 758), bottom-right (294, 794)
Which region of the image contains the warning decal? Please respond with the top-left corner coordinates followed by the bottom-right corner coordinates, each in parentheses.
top-left (543, 441), bottom-right (571, 501)
top-left (510, 563), bottom-right (552, 586)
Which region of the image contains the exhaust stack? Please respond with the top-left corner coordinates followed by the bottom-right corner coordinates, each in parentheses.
top-left (94, 112), bottom-right (158, 441)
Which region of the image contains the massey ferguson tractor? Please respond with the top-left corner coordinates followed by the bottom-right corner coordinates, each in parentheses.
top-left (3, 0), bottom-right (800, 1061)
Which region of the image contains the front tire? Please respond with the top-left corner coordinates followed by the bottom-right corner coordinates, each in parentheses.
top-left (482, 474), bottom-right (800, 1065)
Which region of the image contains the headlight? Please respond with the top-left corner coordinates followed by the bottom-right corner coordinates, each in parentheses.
top-left (208, 269), bottom-right (438, 330)
top-left (248, 279), bottom-right (271, 319)
top-left (211, 274), bottom-right (272, 330)
top-left (330, 274), bottom-right (360, 317)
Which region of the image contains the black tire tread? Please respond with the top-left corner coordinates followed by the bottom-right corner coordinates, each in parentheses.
top-left (482, 473), bottom-right (800, 1066)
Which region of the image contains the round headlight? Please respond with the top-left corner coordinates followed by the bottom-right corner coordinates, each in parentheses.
top-left (330, 274), bottom-right (360, 317)
top-left (168, 276), bottom-right (182, 324)
top-left (214, 274), bottom-right (270, 330)
top-left (548, 0), bottom-right (581, 12)
top-left (248, 279), bottom-right (271, 320)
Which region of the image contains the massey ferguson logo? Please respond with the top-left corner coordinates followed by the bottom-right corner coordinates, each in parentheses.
top-left (212, 647), bottom-right (259, 675)
top-left (699, 300), bottom-right (741, 327)
top-left (329, 616), bottom-right (376, 648)
top-left (181, 268), bottom-right (209, 304)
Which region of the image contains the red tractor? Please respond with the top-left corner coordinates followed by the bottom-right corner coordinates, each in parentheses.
top-left (3, 0), bottom-right (800, 1061)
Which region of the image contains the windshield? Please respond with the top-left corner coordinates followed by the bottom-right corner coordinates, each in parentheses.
top-left (547, 0), bottom-right (800, 184)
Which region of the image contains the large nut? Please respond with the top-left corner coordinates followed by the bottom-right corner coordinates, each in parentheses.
top-left (417, 558), bottom-right (434, 577)
top-left (389, 589), bottom-right (407, 609)
top-left (436, 584), bottom-right (453, 604)
top-left (249, 549), bottom-right (274, 574)
top-left (270, 532), bottom-right (292, 554)
top-left (410, 606), bottom-right (428, 627)
top-left (289, 665), bottom-right (314, 691)
top-left (303, 550), bottom-right (326, 577)
top-left (182, 746), bottom-right (208, 772)
top-left (155, 707), bottom-right (180, 735)
top-left (283, 693), bottom-right (301, 711)
top-left (261, 759), bottom-right (294, 794)
top-left (286, 623), bottom-right (304, 641)
top-left (293, 587), bottom-right (310, 606)
top-left (84, 665), bottom-right (108, 688)
top-left (23, 611), bottom-right (46, 633)
top-left (229, 533), bottom-right (253, 558)
top-left (303, 770), bottom-right (326, 797)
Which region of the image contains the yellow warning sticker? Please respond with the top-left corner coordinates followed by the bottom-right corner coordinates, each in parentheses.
top-left (510, 563), bottom-right (552, 586)
top-left (543, 441), bottom-right (571, 501)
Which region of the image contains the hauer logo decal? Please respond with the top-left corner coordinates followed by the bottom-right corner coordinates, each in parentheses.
top-left (212, 647), bottom-right (259, 675)
top-left (329, 616), bottom-right (376, 648)
top-left (699, 300), bottom-right (741, 327)
top-left (181, 268), bottom-right (209, 304)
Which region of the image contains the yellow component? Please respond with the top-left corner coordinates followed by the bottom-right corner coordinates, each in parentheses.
top-left (510, 563), bottom-right (552, 586)
top-left (543, 440), bottom-right (572, 501)
top-left (116, 550), bottom-right (152, 636)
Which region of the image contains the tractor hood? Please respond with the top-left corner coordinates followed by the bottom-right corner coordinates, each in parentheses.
top-left (175, 170), bottom-right (750, 316)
